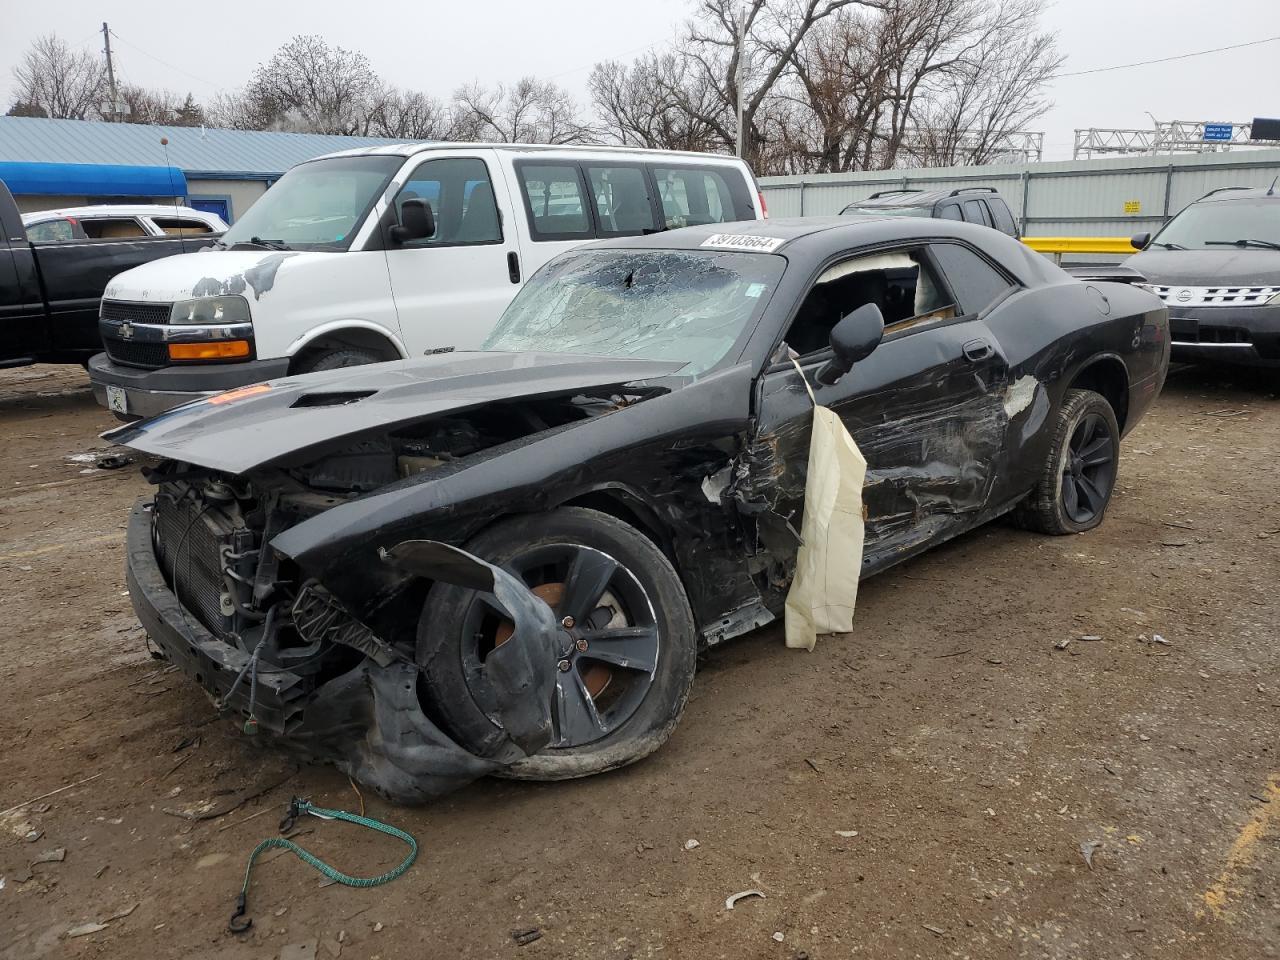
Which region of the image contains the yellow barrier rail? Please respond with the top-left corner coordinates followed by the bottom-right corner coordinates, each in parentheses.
top-left (1022, 236), bottom-right (1139, 258)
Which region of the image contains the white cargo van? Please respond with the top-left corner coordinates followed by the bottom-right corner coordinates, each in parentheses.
top-left (88, 143), bottom-right (765, 418)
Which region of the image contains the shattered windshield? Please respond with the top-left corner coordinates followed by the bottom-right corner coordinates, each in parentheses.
top-left (219, 155), bottom-right (402, 252)
top-left (483, 249), bottom-right (783, 375)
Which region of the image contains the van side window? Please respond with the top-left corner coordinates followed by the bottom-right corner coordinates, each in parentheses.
top-left (394, 157), bottom-right (502, 246)
top-left (585, 165), bottom-right (657, 235)
top-left (929, 242), bottom-right (1017, 315)
top-left (519, 164), bottom-right (591, 240)
top-left (783, 248), bottom-right (956, 356)
top-left (650, 166), bottom-right (752, 228)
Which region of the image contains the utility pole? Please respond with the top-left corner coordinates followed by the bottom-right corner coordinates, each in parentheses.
top-left (102, 22), bottom-right (121, 122)
top-left (734, 8), bottom-right (747, 159)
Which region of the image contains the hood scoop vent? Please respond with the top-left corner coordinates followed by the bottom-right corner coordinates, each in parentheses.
top-left (292, 390), bottom-right (378, 408)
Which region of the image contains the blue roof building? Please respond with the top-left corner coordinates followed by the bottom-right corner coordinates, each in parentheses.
top-left (0, 115), bottom-right (414, 223)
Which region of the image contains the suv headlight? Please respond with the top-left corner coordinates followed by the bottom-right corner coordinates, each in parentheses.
top-left (170, 295), bottom-right (251, 325)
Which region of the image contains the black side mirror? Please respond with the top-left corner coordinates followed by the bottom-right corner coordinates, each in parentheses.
top-left (817, 303), bottom-right (884, 386)
top-left (390, 198), bottom-right (435, 244)
top-left (1130, 232), bottom-right (1151, 251)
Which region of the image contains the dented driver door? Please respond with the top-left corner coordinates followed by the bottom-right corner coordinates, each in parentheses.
top-left (749, 265), bottom-right (1012, 578)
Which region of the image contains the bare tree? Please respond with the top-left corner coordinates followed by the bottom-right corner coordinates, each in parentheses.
top-left (453, 78), bottom-right (596, 144)
top-left (590, 50), bottom-right (726, 152)
top-left (903, 0), bottom-right (1062, 166)
top-left (116, 85), bottom-right (206, 127)
top-left (9, 33), bottom-right (106, 120)
top-left (218, 35), bottom-right (387, 134)
top-left (681, 0), bottom-right (888, 166)
top-left (369, 89), bottom-right (455, 140)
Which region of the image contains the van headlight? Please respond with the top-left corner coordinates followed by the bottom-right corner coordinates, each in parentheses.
top-left (170, 296), bottom-right (251, 325)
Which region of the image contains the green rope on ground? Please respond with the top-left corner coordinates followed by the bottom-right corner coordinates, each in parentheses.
top-left (229, 797), bottom-right (417, 933)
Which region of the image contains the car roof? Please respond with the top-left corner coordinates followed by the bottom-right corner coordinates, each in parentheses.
top-left (1194, 186), bottom-right (1280, 203)
top-left (584, 215), bottom-right (1062, 286)
top-left (21, 204), bottom-right (218, 223)
top-left (308, 141), bottom-right (752, 165)
top-left (844, 189), bottom-right (1001, 209)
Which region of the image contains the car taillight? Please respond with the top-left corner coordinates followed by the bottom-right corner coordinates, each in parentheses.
top-left (758, 191), bottom-right (769, 219)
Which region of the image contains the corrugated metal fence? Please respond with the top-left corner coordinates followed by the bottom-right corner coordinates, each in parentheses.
top-left (758, 149), bottom-right (1280, 238)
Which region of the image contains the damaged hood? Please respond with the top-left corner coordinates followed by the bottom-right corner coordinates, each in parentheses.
top-left (103, 249), bottom-right (305, 303)
top-left (104, 352), bottom-right (682, 474)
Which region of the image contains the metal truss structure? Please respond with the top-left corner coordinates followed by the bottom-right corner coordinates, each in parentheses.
top-left (1073, 120), bottom-right (1269, 159)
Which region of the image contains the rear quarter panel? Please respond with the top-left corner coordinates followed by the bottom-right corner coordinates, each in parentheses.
top-left (985, 277), bottom-right (1168, 505)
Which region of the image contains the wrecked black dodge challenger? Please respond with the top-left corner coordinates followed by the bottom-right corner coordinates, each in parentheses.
top-left (108, 216), bottom-right (1169, 801)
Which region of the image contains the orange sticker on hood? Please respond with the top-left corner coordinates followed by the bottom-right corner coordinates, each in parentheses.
top-left (207, 383), bottom-right (272, 405)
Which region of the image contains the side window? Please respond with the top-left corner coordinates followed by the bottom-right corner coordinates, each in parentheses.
top-left (783, 248), bottom-right (956, 356)
top-left (150, 217), bottom-right (214, 236)
top-left (585, 165), bottom-right (657, 235)
top-left (961, 199), bottom-right (993, 228)
top-left (936, 203), bottom-right (963, 222)
top-left (394, 157), bottom-right (502, 247)
top-left (81, 218), bottom-right (148, 239)
top-left (988, 200), bottom-right (1017, 236)
top-left (650, 165), bottom-right (753, 228)
top-left (929, 243), bottom-right (1017, 315)
top-left (25, 218), bottom-right (77, 242)
top-left (519, 163), bottom-right (590, 240)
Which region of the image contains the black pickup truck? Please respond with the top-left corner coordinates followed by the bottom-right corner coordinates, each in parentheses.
top-left (1, 179), bottom-right (219, 370)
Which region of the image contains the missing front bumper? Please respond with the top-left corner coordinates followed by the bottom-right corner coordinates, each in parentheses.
top-left (124, 500), bottom-right (557, 802)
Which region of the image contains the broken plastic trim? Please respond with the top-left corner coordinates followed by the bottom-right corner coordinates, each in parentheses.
top-left (378, 540), bottom-right (562, 757)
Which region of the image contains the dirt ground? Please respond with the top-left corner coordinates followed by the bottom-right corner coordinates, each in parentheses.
top-left (1, 361), bottom-right (1277, 960)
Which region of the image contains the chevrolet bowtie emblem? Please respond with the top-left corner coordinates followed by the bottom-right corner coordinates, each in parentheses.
top-left (118, 322), bottom-right (134, 339)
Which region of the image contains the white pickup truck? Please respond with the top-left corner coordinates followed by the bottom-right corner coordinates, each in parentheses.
top-left (88, 143), bottom-right (765, 418)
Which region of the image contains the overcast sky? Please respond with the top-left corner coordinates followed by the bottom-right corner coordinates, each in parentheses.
top-left (1, 0), bottom-right (1275, 162)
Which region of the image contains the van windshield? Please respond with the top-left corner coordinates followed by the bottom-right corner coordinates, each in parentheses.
top-left (484, 249), bottom-right (783, 376)
top-left (219, 156), bottom-right (402, 252)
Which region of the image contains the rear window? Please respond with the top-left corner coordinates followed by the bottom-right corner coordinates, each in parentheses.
top-left (151, 217), bottom-right (214, 236)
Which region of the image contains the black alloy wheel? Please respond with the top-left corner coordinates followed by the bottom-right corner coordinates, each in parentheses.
top-left (1061, 411), bottom-right (1116, 524)
top-left (462, 542), bottom-right (661, 749)
top-left (1016, 388), bottom-right (1121, 535)
top-left (417, 507), bottom-right (697, 780)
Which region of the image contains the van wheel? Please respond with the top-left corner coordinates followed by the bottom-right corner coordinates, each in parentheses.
top-left (1016, 388), bottom-right (1120, 535)
top-left (293, 346), bottom-right (384, 374)
top-left (417, 507), bottom-right (698, 781)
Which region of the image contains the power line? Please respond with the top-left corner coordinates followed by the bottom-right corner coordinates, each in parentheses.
top-left (1051, 34), bottom-right (1280, 79)
top-left (107, 30), bottom-right (225, 92)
